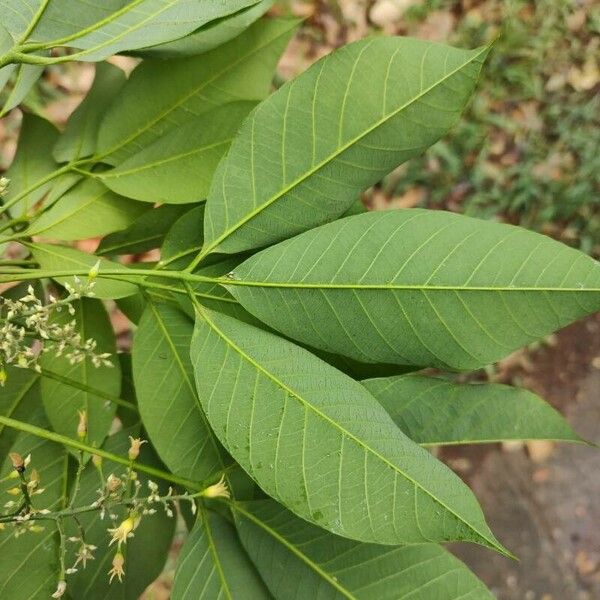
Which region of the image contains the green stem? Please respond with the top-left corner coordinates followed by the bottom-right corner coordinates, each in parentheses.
top-left (37, 368), bottom-right (137, 413)
top-left (0, 415), bottom-right (203, 491)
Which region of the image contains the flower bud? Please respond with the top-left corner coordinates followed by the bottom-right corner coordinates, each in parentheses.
top-left (127, 437), bottom-right (146, 461)
top-left (77, 410), bottom-right (87, 440)
top-left (9, 453), bottom-right (25, 472)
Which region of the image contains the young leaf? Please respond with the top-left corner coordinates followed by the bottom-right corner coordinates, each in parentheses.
top-left (100, 102), bottom-right (256, 204)
top-left (133, 301), bottom-right (226, 481)
top-left (52, 62), bottom-right (126, 163)
top-left (138, 0), bottom-right (274, 58)
top-left (96, 18), bottom-right (299, 165)
top-left (40, 298), bottom-right (120, 451)
top-left (24, 178), bottom-right (147, 240)
top-left (363, 375), bottom-right (583, 445)
top-left (0, 398), bottom-right (65, 600)
top-left (226, 209), bottom-right (600, 371)
top-left (200, 37), bottom-right (490, 258)
top-left (97, 204), bottom-right (188, 256)
top-left (190, 308), bottom-right (507, 553)
top-left (3, 114), bottom-right (59, 217)
top-left (30, 243), bottom-right (139, 299)
top-left (172, 507), bottom-right (270, 600)
top-left (235, 499), bottom-right (494, 599)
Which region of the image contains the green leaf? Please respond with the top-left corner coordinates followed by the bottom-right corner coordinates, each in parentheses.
top-left (97, 204), bottom-right (188, 256)
top-left (137, 0), bottom-right (274, 58)
top-left (6, 0), bottom-right (259, 63)
top-left (96, 18), bottom-right (299, 165)
top-left (3, 113), bottom-right (59, 217)
top-left (0, 394), bottom-right (65, 600)
top-left (100, 102), bottom-right (256, 204)
top-left (40, 297), bottom-right (120, 450)
top-left (201, 37), bottom-right (489, 258)
top-left (53, 62), bottom-right (126, 163)
top-left (235, 499), bottom-right (494, 600)
top-left (24, 178), bottom-right (147, 240)
top-left (227, 209), bottom-right (600, 371)
top-left (363, 374), bottom-right (583, 446)
top-left (30, 243), bottom-right (139, 299)
top-left (0, 366), bottom-right (40, 458)
top-left (190, 308), bottom-right (507, 552)
top-left (65, 428), bottom-right (175, 599)
top-left (172, 506), bottom-right (271, 600)
top-left (0, 64), bottom-right (44, 118)
top-left (133, 300), bottom-right (225, 481)
top-left (160, 205), bottom-right (205, 268)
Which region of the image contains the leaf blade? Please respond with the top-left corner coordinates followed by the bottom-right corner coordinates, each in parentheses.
top-left (190, 308), bottom-right (507, 553)
top-left (202, 37), bottom-right (490, 257)
top-left (227, 209), bottom-right (600, 371)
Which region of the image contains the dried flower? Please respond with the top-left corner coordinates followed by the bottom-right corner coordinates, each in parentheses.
top-left (77, 410), bottom-right (87, 440)
top-left (127, 437), bottom-right (146, 461)
top-left (106, 474), bottom-right (122, 493)
top-left (51, 580), bottom-right (67, 599)
top-left (108, 551), bottom-right (125, 583)
top-left (201, 474), bottom-right (230, 500)
top-left (9, 452), bottom-right (25, 472)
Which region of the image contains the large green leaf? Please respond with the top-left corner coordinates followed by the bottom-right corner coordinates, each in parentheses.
top-left (236, 499), bottom-right (493, 600)
top-left (30, 243), bottom-right (139, 299)
top-left (138, 0), bottom-right (274, 58)
top-left (190, 309), bottom-right (506, 552)
top-left (53, 62), bottom-right (126, 163)
top-left (96, 18), bottom-right (299, 165)
top-left (40, 298), bottom-right (120, 450)
top-left (100, 102), bottom-right (255, 204)
top-left (172, 507), bottom-right (271, 600)
top-left (25, 178), bottom-right (147, 240)
top-left (3, 113), bottom-right (59, 218)
top-left (200, 37), bottom-right (489, 258)
top-left (0, 1), bottom-right (259, 63)
top-left (133, 300), bottom-right (225, 481)
top-left (97, 204), bottom-right (188, 256)
top-left (363, 375), bottom-right (583, 445)
top-left (65, 429), bottom-right (175, 599)
top-left (0, 394), bottom-right (65, 600)
top-left (226, 209), bottom-right (600, 371)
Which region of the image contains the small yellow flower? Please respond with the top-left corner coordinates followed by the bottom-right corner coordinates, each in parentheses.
top-left (0, 367), bottom-right (7, 387)
top-left (6, 487), bottom-right (21, 496)
top-left (108, 513), bottom-right (140, 546)
top-left (108, 551), bottom-right (125, 583)
top-left (127, 437), bottom-right (146, 461)
top-left (201, 474), bottom-right (230, 500)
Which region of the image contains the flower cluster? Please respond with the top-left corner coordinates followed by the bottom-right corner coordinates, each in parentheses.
top-left (0, 274), bottom-right (111, 385)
